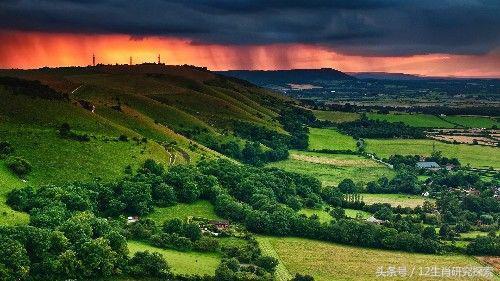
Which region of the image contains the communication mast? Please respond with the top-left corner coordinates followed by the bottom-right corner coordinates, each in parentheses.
top-left (129, 56), bottom-right (133, 65)
top-left (158, 54), bottom-right (161, 64)
top-left (92, 53), bottom-right (95, 66)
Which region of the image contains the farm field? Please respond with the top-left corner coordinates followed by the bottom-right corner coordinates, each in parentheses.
top-left (345, 208), bottom-right (371, 219)
top-left (312, 110), bottom-right (360, 123)
top-left (308, 127), bottom-right (357, 151)
top-left (128, 241), bottom-right (220, 276)
top-left (147, 200), bottom-right (220, 224)
top-left (298, 208), bottom-right (332, 223)
top-left (258, 236), bottom-right (490, 281)
top-left (267, 151), bottom-right (395, 186)
top-left (361, 193), bottom-right (431, 208)
top-left (367, 113), bottom-right (456, 128)
top-left (441, 115), bottom-right (499, 129)
top-left (365, 139), bottom-right (500, 169)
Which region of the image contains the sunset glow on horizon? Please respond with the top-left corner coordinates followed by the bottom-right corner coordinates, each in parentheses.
top-left (1, 30), bottom-right (499, 78)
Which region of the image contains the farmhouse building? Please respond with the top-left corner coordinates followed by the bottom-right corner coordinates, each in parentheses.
top-left (127, 216), bottom-right (139, 224)
top-left (366, 216), bottom-right (386, 225)
top-left (208, 220), bottom-right (230, 230)
top-left (416, 161), bottom-right (440, 171)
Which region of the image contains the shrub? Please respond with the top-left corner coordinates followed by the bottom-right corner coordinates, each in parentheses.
top-left (6, 156), bottom-right (32, 177)
top-left (127, 251), bottom-right (171, 278)
top-left (0, 141), bottom-right (14, 158)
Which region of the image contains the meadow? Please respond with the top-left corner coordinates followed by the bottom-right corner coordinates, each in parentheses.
top-left (312, 110), bottom-right (360, 123)
top-left (308, 127), bottom-right (357, 151)
top-left (267, 151), bottom-right (395, 186)
top-left (360, 193), bottom-right (431, 208)
top-left (147, 200), bottom-right (220, 224)
top-left (258, 236), bottom-right (490, 281)
top-left (367, 113), bottom-right (455, 128)
top-left (440, 115), bottom-right (499, 128)
top-left (365, 139), bottom-right (500, 169)
top-left (128, 241), bottom-right (220, 276)
top-left (298, 208), bottom-right (370, 222)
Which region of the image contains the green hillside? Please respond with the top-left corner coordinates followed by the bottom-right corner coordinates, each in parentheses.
top-left (0, 65), bottom-right (292, 225)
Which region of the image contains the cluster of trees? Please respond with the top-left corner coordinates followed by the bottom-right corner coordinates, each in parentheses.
top-left (0, 212), bottom-right (171, 280)
top-left (58, 123), bottom-right (91, 142)
top-left (386, 152), bottom-right (460, 170)
top-left (337, 116), bottom-right (425, 139)
top-left (279, 107), bottom-right (315, 149)
top-left (0, 76), bottom-right (68, 100)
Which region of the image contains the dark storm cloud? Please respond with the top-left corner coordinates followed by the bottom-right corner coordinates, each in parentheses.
top-left (0, 0), bottom-right (499, 56)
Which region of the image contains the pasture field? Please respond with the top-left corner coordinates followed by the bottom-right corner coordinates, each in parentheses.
top-left (345, 208), bottom-right (371, 219)
top-left (298, 208), bottom-right (370, 221)
top-left (147, 200), bottom-right (220, 224)
top-left (267, 151), bottom-right (395, 186)
top-left (312, 110), bottom-right (360, 123)
top-left (440, 115), bottom-right (500, 129)
top-left (308, 128), bottom-right (357, 151)
top-left (298, 208), bottom-right (332, 223)
top-left (128, 241), bottom-right (220, 276)
top-left (365, 139), bottom-right (500, 169)
top-left (361, 193), bottom-right (431, 208)
top-left (367, 113), bottom-right (455, 128)
top-left (258, 236), bottom-right (489, 281)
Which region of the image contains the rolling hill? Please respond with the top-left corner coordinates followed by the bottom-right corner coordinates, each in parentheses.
top-left (0, 64), bottom-right (294, 225)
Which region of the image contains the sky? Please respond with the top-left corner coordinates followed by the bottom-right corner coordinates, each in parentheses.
top-left (0, 0), bottom-right (499, 77)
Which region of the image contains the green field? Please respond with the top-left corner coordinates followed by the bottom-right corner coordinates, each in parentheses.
top-left (0, 162), bottom-right (29, 225)
top-left (345, 208), bottom-right (371, 219)
top-left (361, 193), bottom-right (431, 208)
top-left (441, 115), bottom-right (500, 128)
top-left (258, 236), bottom-right (488, 281)
top-left (298, 208), bottom-right (332, 223)
top-left (267, 151), bottom-right (395, 186)
top-left (128, 241), bottom-right (220, 276)
top-left (308, 128), bottom-right (357, 151)
top-left (365, 139), bottom-right (500, 169)
top-left (367, 113), bottom-right (455, 128)
top-left (313, 110), bottom-right (360, 123)
top-left (147, 200), bottom-right (220, 224)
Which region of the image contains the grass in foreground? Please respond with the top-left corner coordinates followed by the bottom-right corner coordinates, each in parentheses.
top-left (259, 236), bottom-right (488, 281)
top-left (308, 128), bottom-right (357, 151)
top-left (361, 193), bottom-right (431, 208)
top-left (365, 139), bottom-right (500, 169)
top-left (128, 241), bottom-right (220, 276)
top-left (147, 200), bottom-right (220, 224)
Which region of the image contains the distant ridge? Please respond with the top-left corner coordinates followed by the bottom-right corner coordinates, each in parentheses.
top-left (348, 72), bottom-right (425, 80)
top-left (218, 68), bottom-right (355, 86)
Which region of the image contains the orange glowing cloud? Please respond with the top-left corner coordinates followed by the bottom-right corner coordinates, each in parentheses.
top-left (0, 30), bottom-right (499, 78)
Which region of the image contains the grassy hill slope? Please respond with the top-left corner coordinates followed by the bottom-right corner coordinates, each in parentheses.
top-left (0, 64), bottom-right (292, 225)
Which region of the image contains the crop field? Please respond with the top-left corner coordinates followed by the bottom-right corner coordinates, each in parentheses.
top-left (258, 237), bottom-right (488, 281)
top-left (312, 110), bottom-right (360, 123)
top-left (367, 113), bottom-right (455, 128)
top-left (267, 151), bottom-right (395, 186)
top-left (147, 200), bottom-right (220, 224)
top-left (361, 193), bottom-right (431, 208)
top-left (365, 139), bottom-right (500, 169)
top-left (128, 241), bottom-right (220, 276)
top-left (441, 115), bottom-right (499, 129)
top-left (308, 128), bottom-right (357, 151)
